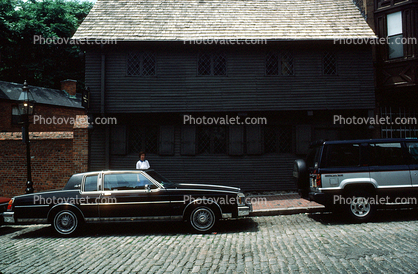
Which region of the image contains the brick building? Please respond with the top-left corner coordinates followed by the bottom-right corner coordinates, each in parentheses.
top-left (0, 80), bottom-right (88, 197)
top-left (356, 0), bottom-right (418, 138)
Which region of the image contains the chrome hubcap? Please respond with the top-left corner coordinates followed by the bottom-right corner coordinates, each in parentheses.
top-left (191, 208), bottom-right (214, 231)
top-left (350, 197), bottom-right (370, 217)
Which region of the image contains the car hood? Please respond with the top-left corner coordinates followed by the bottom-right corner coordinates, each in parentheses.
top-left (166, 183), bottom-right (241, 194)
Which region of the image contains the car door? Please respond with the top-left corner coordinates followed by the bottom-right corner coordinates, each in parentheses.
top-left (78, 173), bottom-right (101, 219)
top-left (368, 142), bottom-right (412, 198)
top-left (98, 172), bottom-right (171, 220)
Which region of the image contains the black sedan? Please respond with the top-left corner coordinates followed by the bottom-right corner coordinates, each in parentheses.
top-left (3, 170), bottom-right (251, 235)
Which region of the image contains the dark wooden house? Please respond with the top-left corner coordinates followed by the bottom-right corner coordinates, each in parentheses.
top-left (73, 0), bottom-right (376, 191)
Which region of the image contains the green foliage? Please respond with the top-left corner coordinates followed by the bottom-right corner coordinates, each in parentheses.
top-left (0, 0), bottom-right (93, 90)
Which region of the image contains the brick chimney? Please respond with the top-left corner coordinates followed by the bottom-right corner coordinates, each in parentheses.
top-left (60, 79), bottom-right (77, 96)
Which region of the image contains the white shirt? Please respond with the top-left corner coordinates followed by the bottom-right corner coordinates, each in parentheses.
top-left (136, 160), bottom-right (150, 170)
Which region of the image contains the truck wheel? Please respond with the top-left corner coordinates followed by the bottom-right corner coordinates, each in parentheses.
top-left (346, 191), bottom-right (375, 222)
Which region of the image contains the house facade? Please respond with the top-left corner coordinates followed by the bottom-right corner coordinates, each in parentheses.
top-left (362, 0), bottom-right (418, 139)
top-left (73, 0), bottom-right (376, 191)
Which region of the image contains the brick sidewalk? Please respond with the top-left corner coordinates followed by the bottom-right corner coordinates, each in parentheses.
top-left (248, 192), bottom-right (325, 216)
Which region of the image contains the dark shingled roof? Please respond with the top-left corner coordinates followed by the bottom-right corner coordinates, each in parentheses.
top-left (0, 81), bottom-right (83, 109)
top-left (73, 0), bottom-right (376, 41)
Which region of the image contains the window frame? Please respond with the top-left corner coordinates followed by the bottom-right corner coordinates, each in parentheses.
top-left (265, 51), bottom-right (295, 76)
top-left (82, 174), bottom-right (100, 192)
top-left (322, 51), bottom-right (338, 76)
top-left (197, 52), bottom-right (227, 76)
top-left (126, 51), bottom-right (156, 77)
top-left (386, 11), bottom-right (404, 59)
top-left (197, 126), bottom-right (228, 155)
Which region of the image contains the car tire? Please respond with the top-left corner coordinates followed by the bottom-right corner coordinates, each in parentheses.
top-left (53, 210), bottom-right (79, 235)
top-left (189, 206), bottom-right (216, 232)
top-left (293, 159), bottom-right (309, 198)
top-left (345, 191), bottom-right (376, 222)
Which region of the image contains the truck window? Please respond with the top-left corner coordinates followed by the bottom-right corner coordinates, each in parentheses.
top-left (322, 143), bottom-right (360, 168)
top-left (369, 143), bottom-right (405, 166)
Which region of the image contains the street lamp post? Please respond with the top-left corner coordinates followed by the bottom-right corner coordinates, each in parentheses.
top-left (18, 80), bottom-right (35, 194)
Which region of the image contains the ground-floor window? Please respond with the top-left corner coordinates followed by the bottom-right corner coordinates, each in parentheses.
top-left (380, 107), bottom-right (418, 138)
top-left (128, 126), bottom-right (159, 154)
top-left (124, 124), bottom-right (294, 156)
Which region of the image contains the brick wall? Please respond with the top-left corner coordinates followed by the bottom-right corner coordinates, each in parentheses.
top-left (0, 100), bottom-right (85, 132)
top-left (0, 115), bottom-right (89, 198)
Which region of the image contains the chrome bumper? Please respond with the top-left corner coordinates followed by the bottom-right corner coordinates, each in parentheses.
top-left (3, 212), bottom-right (15, 224)
top-left (238, 204), bottom-right (251, 217)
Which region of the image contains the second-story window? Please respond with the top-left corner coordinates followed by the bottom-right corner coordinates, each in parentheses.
top-left (323, 52), bottom-right (337, 75)
top-left (281, 51), bottom-right (294, 76)
top-left (387, 11), bottom-right (403, 59)
top-left (266, 52), bottom-right (279, 75)
top-left (127, 52), bottom-right (156, 76)
top-left (266, 51), bottom-right (294, 76)
top-left (197, 52), bottom-right (227, 76)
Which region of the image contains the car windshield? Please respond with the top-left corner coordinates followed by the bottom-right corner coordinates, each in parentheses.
top-left (146, 170), bottom-right (175, 187)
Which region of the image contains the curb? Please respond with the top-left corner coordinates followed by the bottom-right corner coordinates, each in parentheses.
top-left (250, 206), bottom-right (326, 217)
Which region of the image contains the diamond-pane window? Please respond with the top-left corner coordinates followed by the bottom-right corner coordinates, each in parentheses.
top-left (145, 126), bottom-right (158, 153)
top-left (281, 52), bottom-right (294, 76)
top-left (198, 53), bottom-right (227, 76)
top-left (127, 52), bottom-right (156, 76)
top-left (323, 52), bottom-right (337, 75)
top-left (129, 126), bottom-right (159, 154)
top-left (198, 126), bottom-right (227, 154)
top-left (198, 53), bottom-right (211, 75)
top-left (142, 52), bottom-right (156, 76)
top-left (127, 53), bottom-right (141, 76)
top-left (264, 126), bottom-right (292, 153)
top-left (198, 127), bottom-right (211, 154)
top-left (266, 52), bottom-right (279, 76)
top-left (213, 53), bottom-right (227, 76)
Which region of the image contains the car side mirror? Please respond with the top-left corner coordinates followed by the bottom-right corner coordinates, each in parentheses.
top-left (144, 184), bottom-right (151, 192)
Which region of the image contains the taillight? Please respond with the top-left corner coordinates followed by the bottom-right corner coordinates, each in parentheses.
top-left (7, 199), bottom-right (14, 211)
top-left (316, 174), bottom-right (322, 187)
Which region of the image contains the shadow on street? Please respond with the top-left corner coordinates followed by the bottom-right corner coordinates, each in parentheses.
top-left (308, 207), bottom-right (418, 225)
top-left (10, 217), bottom-right (258, 239)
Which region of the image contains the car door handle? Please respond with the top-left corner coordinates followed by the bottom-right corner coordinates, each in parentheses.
top-left (102, 192), bottom-right (112, 196)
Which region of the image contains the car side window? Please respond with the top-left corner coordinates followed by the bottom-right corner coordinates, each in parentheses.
top-left (84, 175), bottom-right (98, 191)
top-left (104, 173), bottom-right (156, 190)
top-left (322, 143), bottom-right (360, 168)
top-left (369, 143), bottom-right (405, 166)
top-left (405, 142), bottom-right (418, 164)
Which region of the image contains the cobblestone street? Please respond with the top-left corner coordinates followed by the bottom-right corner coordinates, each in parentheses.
top-left (1, 210), bottom-right (417, 273)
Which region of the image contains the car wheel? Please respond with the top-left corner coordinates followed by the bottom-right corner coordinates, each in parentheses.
top-left (346, 191), bottom-right (375, 222)
top-left (53, 210), bottom-right (79, 235)
top-left (189, 206), bottom-right (216, 232)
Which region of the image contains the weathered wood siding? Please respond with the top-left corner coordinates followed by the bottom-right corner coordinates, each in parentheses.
top-left (85, 42), bottom-right (375, 114)
top-left (89, 124), bottom-right (298, 191)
